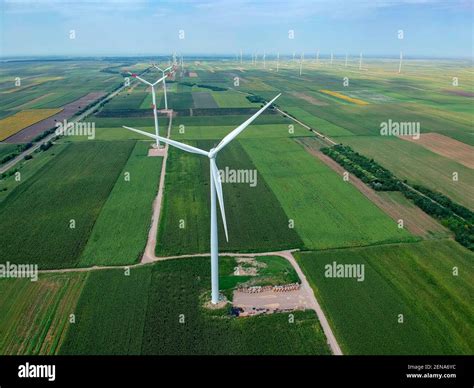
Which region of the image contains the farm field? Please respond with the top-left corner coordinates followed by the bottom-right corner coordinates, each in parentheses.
top-left (79, 141), bottom-right (162, 266)
top-left (295, 240), bottom-right (474, 355)
top-left (0, 108), bottom-right (62, 140)
top-left (339, 135), bottom-right (474, 209)
top-left (241, 137), bottom-right (415, 250)
top-left (0, 273), bottom-right (88, 355)
top-left (0, 56), bottom-right (472, 360)
top-left (0, 143), bottom-right (69, 203)
top-left (171, 123), bottom-right (310, 141)
top-left (0, 141), bottom-right (134, 268)
top-left (156, 139), bottom-right (304, 255)
top-left (60, 257), bottom-right (330, 355)
top-left (296, 136), bottom-right (451, 239)
top-left (399, 133), bottom-right (474, 169)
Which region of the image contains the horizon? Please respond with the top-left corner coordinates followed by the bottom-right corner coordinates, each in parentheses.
top-left (1, 0), bottom-right (473, 58)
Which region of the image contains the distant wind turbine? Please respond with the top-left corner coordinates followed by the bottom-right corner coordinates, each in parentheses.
top-left (276, 52), bottom-right (280, 72)
top-left (152, 64), bottom-right (174, 111)
top-left (123, 94), bottom-right (281, 304)
top-left (299, 52), bottom-right (303, 76)
top-left (127, 70), bottom-right (167, 148)
top-left (359, 52), bottom-right (363, 70)
top-left (398, 51), bottom-right (403, 74)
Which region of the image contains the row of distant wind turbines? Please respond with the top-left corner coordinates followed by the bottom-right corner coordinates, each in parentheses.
top-left (238, 50), bottom-right (404, 74)
top-left (122, 56), bottom-right (281, 304)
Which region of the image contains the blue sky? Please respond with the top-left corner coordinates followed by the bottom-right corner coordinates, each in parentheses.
top-left (0, 0), bottom-right (472, 58)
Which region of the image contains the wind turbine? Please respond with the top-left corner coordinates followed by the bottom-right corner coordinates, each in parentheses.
top-left (127, 70), bottom-right (167, 148)
top-left (316, 50), bottom-right (320, 65)
top-left (263, 51), bottom-right (266, 69)
top-left (359, 52), bottom-right (363, 70)
top-left (299, 52), bottom-right (303, 76)
top-left (152, 64), bottom-right (174, 111)
top-left (398, 51), bottom-right (403, 74)
top-left (123, 94), bottom-right (281, 304)
top-left (345, 53), bottom-right (348, 67)
top-left (330, 52), bottom-right (333, 65)
top-left (276, 52), bottom-right (280, 72)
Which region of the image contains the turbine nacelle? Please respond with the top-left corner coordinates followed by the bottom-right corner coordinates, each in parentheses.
top-left (208, 148), bottom-right (217, 159)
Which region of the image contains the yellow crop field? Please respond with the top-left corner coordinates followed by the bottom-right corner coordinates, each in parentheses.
top-left (319, 90), bottom-right (369, 105)
top-left (0, 108), bottom-right (62, 141)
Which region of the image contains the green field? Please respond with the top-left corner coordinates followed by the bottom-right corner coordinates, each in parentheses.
top-left (60, 258), bottom-right (330, 355)
top-left (1, 57), bottom-right (472, 357)
top-left (157, 139), bottom-right (304, 255)
top-left (59, 267), bottom-right (151, 355)
top-left (241, 137), bottom-right (415, 250)
top-left (0, 141), bottom-right (134, 268)
top-left (79, 141), bottom-right (162, 266)
top-left (339, 136), bottom-right (474, 209)
top-left (0, 273), bottom-right (88, 355)
top-left (211, 91), bottom-right (259, 108)
top-left (0, 143), bottom-right (69, 203)
top-left (171, 123), bottom-right (311, 141)
top-left (296, 240), bottom-right (474, 354)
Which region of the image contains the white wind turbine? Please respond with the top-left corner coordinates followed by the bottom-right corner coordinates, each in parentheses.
top-left (127, 70), bottom-right (167, 148)
top-left (123, 94), bottom-right (281, 304)
top-left (299, 52), bottom-right (304, 76)
top-left (152, 64), bottom-right (174, 111)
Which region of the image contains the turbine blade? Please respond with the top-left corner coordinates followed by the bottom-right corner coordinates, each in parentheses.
top-left (152, 74), bottom-right (167, 86)
top-left (210, 159), bottom-right (228, 242)
top-left (122, 126), bottom-right (209, 156)
top-left (132, 74), bottom-right (152, 86)
top-left (214, 93), bottom-right (281, 153)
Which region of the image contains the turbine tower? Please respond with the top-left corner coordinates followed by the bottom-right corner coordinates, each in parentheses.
top-left (123, 94), bottom-right (281, 304)
top-left (398, 51), bottom-right (403, 74)
top-left (127, 70), bottom-right (167, 148)
top-left (359, 52), bottom-right (363, 70)
top-left (153, 64), bottom-right (174, 111)
top-left (299, 52), bottom-right (303, 76)
top-left (276, 52), bottom-right (280, 72)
